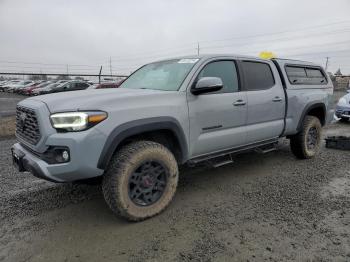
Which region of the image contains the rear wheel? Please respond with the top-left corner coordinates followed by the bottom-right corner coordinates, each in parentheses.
top-left (290, 116), bottom-right (322, 159)
top-left (102, 140), bottom-right (179, 221)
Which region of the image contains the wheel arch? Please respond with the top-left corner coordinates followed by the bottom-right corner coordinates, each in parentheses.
top-left (297, 102), bottom-right (326, 132)
top-left (97, 117), bottom-right (188, 170)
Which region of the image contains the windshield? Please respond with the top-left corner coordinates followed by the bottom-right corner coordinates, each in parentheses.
top-left (120, 58), bottom-right (199, 91)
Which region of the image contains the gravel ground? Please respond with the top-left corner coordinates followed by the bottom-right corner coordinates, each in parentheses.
top-left (1, 120), bottom-right (350, 262)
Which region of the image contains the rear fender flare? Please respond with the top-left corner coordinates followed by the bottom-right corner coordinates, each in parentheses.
top-left (296, 102), bottom-right (326, 132)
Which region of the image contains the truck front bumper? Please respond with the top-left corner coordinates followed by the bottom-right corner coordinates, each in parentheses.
top-left (12, 128), bottom-right (106, 183)
top-left (12, 143), bottom-right (60, 182)
top-left (335, 105), bottom-right (350, 119)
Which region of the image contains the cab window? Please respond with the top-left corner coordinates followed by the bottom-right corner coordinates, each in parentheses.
top-left (197, 61), bottom-right (239, 93)
top-left (241, 61), bottom-right (275, 91)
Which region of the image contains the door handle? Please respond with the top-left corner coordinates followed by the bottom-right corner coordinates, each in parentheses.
top-left (272, 96), bottom-right (282, 102)
top-left (233, 100), bottom-right (246, 106)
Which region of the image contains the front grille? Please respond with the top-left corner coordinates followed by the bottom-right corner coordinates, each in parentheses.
top-left (16, 106), bottom-right (41, 145)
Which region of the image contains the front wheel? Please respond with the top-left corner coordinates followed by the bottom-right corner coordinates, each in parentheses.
top-left (102, 141), bottom-right (179, 221)
top-left (290, 116), bottom-right (322, 159)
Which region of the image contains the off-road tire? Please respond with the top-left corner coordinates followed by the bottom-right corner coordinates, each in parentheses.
top-left (102, 140), bottom-right (179, 221)
top-left (290, 115), bottom-right (322, 159)
top-left (340, 117), bottom-right (349, 122)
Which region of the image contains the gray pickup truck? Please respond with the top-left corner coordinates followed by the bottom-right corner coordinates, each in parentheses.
top-left (12, 55), bottom-right (334, 221)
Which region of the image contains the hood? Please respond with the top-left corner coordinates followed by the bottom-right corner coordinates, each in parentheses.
top-left (27, 88), bottom-right (177, 112)
top-left (343, 93), bottom-right (350, 103)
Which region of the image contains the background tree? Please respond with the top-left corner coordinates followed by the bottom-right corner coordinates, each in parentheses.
top-left (334, 68), bottom-right (342, 76)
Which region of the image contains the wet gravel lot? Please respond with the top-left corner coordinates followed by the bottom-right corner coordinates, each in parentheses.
top-left (1, 120), bottom-right (350, 262)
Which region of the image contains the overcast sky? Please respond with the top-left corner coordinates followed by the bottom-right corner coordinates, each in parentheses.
top-left (0, 0), bottom-right (350, 75)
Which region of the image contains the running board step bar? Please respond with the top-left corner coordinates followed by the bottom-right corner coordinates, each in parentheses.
top-left (254, 142), bottom-right (278, 154)
top-left (188, 138), bottom-right (279, 165)
top-left (211, 155), bottom-right (233, 168)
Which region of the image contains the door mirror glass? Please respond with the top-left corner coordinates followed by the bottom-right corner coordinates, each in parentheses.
top-left (191, 77), bottom-right (223, 95)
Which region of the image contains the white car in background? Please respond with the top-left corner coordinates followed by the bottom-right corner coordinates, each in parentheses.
top-left (1, 80), bottom-right (22, 91)
top-left (335, 92), bottom-right (350, 122)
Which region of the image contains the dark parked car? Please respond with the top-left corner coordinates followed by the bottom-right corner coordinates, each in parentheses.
top-left (32, 82), bottom-right (60, 95)
top-left (87, 81), bottom-right (123, 89)
top-left (51, 81), bottom-right (91, 93)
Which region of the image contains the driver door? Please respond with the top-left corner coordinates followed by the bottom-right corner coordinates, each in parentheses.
top-left (187, 60), bottom-right (247, 157)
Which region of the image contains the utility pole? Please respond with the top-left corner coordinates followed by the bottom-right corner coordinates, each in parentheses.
top-left (109, 57), bottom-right (113, 77)
top-left (98, 66), bottom-right (103, 84)
top-left (66, 64), bottom-right (69, 76)
top-left (197, 42), bottom-right (200, 56)
top-left (325, 57), bottom-right (329, 71)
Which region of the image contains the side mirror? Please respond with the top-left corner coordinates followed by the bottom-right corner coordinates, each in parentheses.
top-left (191, 77), bottom-right (223, 95)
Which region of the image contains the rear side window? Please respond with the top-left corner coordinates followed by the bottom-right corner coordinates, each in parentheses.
top-left (286, 65), bottom-right (327, 85)
top-left (242, 61), bottom-right (275, 91)
top-left (198, 61), bottom-right (239, 93)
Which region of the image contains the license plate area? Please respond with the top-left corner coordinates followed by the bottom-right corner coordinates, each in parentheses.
top-left (11, 148), bottom-right (25, 172)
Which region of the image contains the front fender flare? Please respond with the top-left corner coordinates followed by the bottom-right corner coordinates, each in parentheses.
top-left (97, 117), bottom-right (188, 170)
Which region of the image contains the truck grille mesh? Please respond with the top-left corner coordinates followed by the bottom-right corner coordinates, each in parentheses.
top-left (16, 106), bottom-right (41, 145)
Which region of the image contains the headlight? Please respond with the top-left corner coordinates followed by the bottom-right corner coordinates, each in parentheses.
top-left (337, 97), bottom-right (347, 106)
top-left (50, 111), bottom-right (107, 132)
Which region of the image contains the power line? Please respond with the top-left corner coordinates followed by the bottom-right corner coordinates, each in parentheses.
top-left (200, 28), bottom-right (350, 51)
top-left (199, 20), bottom-right (350, 44)
top-left (281, 48), bottom-right (350, 58)
top-left (1, 20), bottom-right (350, 74)
top-left (2, 21), bottom-right (349, 71)
top-left (105, 19), bottom-right (350, 61)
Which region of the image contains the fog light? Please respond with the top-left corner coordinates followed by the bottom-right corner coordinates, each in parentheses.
top-left (41, 146), bottom-right (70, 164)
top-left (62, 150), bottom-right (69, 161)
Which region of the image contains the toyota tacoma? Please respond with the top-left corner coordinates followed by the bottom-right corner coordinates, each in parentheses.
top-left (12, 55), bottom-right (334, 221)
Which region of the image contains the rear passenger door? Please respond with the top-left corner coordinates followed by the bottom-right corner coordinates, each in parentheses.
top-left (241, 60), bottom-right (285, 144)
